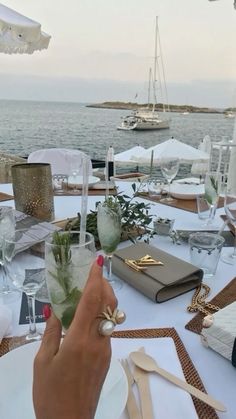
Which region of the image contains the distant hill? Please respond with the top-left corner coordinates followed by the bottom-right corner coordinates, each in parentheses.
top-left (87, 101), bottom-right (225, 114)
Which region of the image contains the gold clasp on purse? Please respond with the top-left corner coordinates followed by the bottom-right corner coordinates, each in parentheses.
top-left (136, 254), bottom-right (164, 266)
top-left (124, 254), bottom-right (163, 272)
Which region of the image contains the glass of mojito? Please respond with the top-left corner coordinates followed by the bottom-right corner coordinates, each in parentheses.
top-left (45, 231), bottom-right (95, 330)
top-left (97, 198), bottom-right (122, 290)
top-left (204, 172), bottom-right (222, 225)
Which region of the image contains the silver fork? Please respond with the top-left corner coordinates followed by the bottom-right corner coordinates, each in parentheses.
top-left (120, 359), bottom-right (142, 419)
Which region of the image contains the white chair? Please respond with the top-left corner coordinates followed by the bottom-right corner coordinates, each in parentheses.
top-left (191, 135), bottom-right (211, 177)
top-left (27, 148), bottom-right (93, 176)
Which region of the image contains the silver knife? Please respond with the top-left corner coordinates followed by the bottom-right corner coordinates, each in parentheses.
top-left (131, 347), bottom-right (154, 419)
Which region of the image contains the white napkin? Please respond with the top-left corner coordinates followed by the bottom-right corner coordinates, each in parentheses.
top-left (0, 304), bottom-right (12, 343)
top-left (112, 337), bottom-right (198, 419)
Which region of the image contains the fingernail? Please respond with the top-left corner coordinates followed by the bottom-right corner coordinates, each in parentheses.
top-left (97, 255), bottom-right (104, 267)
top-left (43, 304), bottom-right (51, 320)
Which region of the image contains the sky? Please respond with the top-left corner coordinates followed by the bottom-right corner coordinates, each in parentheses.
top-left (0, 0), bottom-right (235, 107)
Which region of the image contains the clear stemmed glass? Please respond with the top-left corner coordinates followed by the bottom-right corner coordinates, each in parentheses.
top-left (97, 198), bottom-right (122, 290)
top-left (221, 191), bottom-right (236, 265)
top-left (203, 172), bottom-right (222, 226)
top-left (3, 228), bottom-right (47, 341)
top-left (160, 158), bottom-right (179, 202)
top-left (0, 206), bottom-right (18, 299)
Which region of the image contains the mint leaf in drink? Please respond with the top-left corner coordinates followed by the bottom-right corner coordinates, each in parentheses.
top-left (61, 288), bottom-right (83, 329)
top-left (61, 306), bottom-right (76, 330)
top-left (204, 192), bottom-right (213, 205)
top-left (210, 176), bottom-right (218, 193)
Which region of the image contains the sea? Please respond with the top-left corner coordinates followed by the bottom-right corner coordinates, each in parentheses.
top-left (0, 99), bottom-right (234, 178)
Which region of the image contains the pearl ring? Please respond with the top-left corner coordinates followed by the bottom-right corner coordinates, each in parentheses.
top-left (98, 306), bottom-right (126, 336)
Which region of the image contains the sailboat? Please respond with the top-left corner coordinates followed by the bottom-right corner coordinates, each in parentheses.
top-left (117, 17), bottom-right (170, 131)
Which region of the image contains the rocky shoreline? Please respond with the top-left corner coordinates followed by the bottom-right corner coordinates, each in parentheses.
top-left (87, 101), bottom-right (233, 114)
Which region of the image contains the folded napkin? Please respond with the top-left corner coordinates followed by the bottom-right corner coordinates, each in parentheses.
top-left (0, 305), bottom-right (12, 344)
top-left (112, 337), bottom-right (198, 419)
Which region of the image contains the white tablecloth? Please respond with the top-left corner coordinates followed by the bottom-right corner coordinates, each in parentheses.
top-left (0, 182), bottom-right (235, 419)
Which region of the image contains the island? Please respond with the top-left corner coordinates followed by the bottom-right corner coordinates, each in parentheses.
top-left (87, 101), bottom-right (236, 114)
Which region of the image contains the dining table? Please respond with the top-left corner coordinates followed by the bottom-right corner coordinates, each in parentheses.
top-left (0, 180), bottom-right (235, 419)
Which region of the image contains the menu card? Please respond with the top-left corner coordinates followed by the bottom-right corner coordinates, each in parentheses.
top-left (19, 293), bottom-right (46, 325)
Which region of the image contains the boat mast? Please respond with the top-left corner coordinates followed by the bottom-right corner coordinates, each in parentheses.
top-left (153, 16), bottom-right (158, 114)
top-left (156, 16), bottom-right (169, 113)
top-left (148, 67), bottom-right (152, 109)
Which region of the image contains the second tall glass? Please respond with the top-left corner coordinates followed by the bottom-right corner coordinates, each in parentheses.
top-left (203, 171), bottom-right (222, 226)
top-left (97, 199), bottom-right (122, 290)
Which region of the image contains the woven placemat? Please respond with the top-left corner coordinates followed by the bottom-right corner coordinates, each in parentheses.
top-left (0, 192), bottom-right (14, 202)
top-left (138, 193), bottom-right (225, 213)
top-left (185, 277), bottom-right (236, 335)
top-left (0, 327), bottom-right (218, 418)
top-left (54, 188), bottom-right (117, 196)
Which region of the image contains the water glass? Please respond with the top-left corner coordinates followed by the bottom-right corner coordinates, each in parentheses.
top-left (52, 174), bottom-right (68, 195)
top-left (45, 231), bottom-right (95, 330)
top-left (189, 232), bottom-right (225, 278)
top-left (196, 195), bottom-right (212, 220)
top-left (147, 177), bottom-right (163, 198)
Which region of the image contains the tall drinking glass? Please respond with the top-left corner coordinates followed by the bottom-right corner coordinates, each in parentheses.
top-left (221, 191), bottom-right (236, 265)
top-left (204, 172), bottom-right (222, 225)
top-left (3, 228), bottom-right (46, 341)
top-left (0, 207), bottom-right (16, 296)
top-left (97, 199), bottom-right (122, 290)
top-left (45, 231), bottom-right (95, 330)
top-left (160, 158), bottom-right (179, 202)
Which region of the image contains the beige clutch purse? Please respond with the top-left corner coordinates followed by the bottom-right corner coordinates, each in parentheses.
top-left (112, 242), bottom-right (203, 303)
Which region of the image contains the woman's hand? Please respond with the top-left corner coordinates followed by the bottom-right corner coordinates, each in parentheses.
top-left (33, 255), bottom-right (117, 419)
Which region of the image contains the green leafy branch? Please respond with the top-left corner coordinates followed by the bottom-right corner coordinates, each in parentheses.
top-left (65, 185), bottom-right (155, 246)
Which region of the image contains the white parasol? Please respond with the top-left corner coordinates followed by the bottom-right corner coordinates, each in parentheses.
top-left (114, 145), bottom-right (146, 165)
top-left (0, 3), bottom-right (50, 54)
top-left (134, 138), bottom-right (210, 164)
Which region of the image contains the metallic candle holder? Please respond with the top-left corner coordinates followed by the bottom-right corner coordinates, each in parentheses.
top-left (11, 163), bottom-right (54, 221)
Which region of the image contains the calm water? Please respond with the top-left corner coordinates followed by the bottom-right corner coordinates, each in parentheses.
top-left (0, 100), bottom-right (234, 176)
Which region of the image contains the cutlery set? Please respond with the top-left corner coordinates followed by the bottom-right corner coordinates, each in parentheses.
top-left (121, 348), bottom-right (153, 419)
top-left (121, 347), bottom-right (226, 418)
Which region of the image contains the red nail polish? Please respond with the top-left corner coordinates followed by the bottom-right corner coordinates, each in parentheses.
top-left (43, 304), bottom-right (51, 320)
top-left (97, 255), bottom-right (104, 267)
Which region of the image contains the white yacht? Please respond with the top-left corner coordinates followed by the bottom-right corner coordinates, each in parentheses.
top-left (117, 110), bottom-right (170, 131)
top-left (117, 17), bottom-right (170, 131)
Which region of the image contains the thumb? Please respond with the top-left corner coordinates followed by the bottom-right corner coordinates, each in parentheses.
top-left (37, 309), bottom-right (62, 360)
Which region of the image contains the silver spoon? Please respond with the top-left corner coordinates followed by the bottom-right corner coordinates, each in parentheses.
top-left (130, 350), bottom-right (226, 412)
